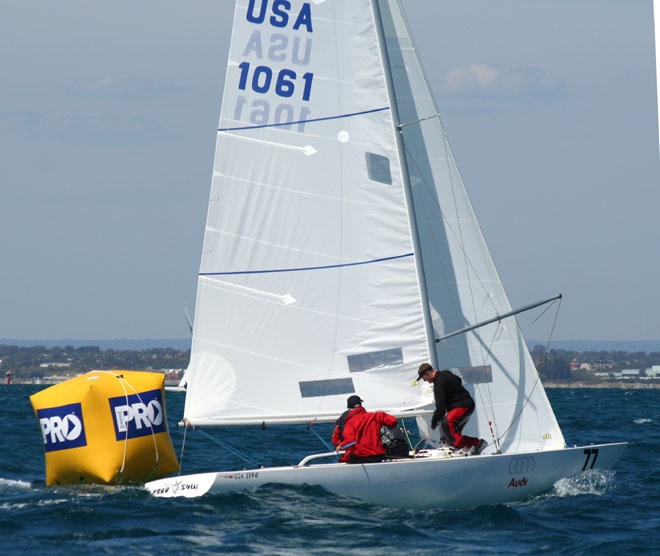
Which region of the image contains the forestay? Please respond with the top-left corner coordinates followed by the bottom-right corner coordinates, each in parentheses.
top-left (183, 0), bottom-right (566, 455)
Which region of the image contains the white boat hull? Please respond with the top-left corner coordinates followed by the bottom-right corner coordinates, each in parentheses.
top-left (145, 442), bottom-right (626, 509)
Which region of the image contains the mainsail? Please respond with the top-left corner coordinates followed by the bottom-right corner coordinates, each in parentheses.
top-left (183, 0), bottom-right (565, 454)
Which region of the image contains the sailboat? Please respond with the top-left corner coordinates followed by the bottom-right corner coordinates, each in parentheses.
top-left (146, 0), bottom-right (625, 508)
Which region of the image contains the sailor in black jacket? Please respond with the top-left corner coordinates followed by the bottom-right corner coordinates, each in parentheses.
top-left (417, 363), bottom-right (487, 455)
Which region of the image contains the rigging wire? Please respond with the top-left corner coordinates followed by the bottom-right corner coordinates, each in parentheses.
top-left (474, 323), bottom-right (503, 453)
top-left (399, 116), bottom-right (564, 451)
top-left (178, 419), bottom-right (190, 476)
top-left (531, 298), bottom-right (559, 326)
top-left (194, 428), bottom-right (261, 468)
top-left (440, 127), bottom-right (486, 364)
top-left (492, 296), bottom-right (563, 443)
top-left (400, 126), bottom-right (500, 381)
top-left (307, 419), bottom-right (335, 452)
top-left (400, 129), bottom-right (500, 318)
top-left (400, 418), bottom-right (415, 451)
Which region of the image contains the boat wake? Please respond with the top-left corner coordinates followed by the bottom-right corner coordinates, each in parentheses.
top-left (552, 470), bottom-right (614, 497)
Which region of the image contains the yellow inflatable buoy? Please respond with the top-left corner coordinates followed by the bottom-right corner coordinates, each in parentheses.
top-left (30, 370), bottom-right (179, 486)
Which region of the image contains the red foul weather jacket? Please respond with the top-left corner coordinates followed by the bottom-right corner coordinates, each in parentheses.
top-left (333, 406), bottom-right (397, 462)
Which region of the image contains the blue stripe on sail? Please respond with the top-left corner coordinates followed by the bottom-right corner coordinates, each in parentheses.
top-left (218, 106), bottom-right (390, 132)
top-left (200, 253), bottom-right (414, 277)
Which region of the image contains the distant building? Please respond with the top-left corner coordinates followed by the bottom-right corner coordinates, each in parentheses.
top-left (42, 373), bottom-right (78, 384)
top-left (39, 362), bottom-right (72, 369)
top-left (611, 369), bottom-right (641, 379)
top-left (644, 366), bottom-right (660, 379)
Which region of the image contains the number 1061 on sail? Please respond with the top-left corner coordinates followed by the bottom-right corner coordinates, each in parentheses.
top-left (237, 62), bottom-right (314, 101)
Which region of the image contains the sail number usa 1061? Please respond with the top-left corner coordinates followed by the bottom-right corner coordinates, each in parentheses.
top-left (237, 62), bottom-right (313, 101)
top-left (231, 0), bottom-right (316, 131)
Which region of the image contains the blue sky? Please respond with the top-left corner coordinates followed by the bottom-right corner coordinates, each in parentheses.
top-left (1, 0), bottom-right (658, 342)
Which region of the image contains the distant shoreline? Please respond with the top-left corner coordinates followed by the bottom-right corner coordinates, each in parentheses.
top-left (8, 379), bottom-right (657, 390)
top-left (544, 381), bottom-right (659, 390)
top-left (3, 338), bottom-right (660, 352)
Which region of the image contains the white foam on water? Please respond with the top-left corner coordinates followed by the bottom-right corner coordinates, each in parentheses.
top-left (633, 418), bottom-right (652, 424)
top-left (0, 495), bottom-right (71, 511)
top-left (0, 477), bottom-right (32, 490)
top-left (0, 502), bottom-right (29, 511)
top-left (553, 470), bottom-right (614, 497)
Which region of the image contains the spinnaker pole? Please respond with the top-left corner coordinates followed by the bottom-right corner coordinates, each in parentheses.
top-left (435, 294), bottom-right (562, 343)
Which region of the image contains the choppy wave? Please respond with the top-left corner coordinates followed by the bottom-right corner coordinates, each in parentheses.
top-left (1, 385), bottom-right (657, 555)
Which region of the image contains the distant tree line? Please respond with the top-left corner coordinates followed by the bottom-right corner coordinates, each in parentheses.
top-left (531, 345), bottom-right (660, 382)
top-left (0, 345), bottom-right (189, 379)
top-left (531, 346), bottom-right (571, 381)
top-left (1, 344), bottom-right (659, 382)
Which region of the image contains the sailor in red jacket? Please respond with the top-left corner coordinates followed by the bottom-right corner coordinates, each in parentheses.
top-left (331, 395), bottom-right (398, 463)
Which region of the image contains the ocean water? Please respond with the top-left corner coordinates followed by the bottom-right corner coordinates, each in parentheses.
top-left (1, 385), bottom-right (657, 555)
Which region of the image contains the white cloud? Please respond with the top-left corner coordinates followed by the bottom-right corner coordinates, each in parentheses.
top-left (67, 76), bottom-right (186, 100)
top-left (438, 64), bottom-right (563, 100)
top-left (0, 111), bottom-right (179, 144)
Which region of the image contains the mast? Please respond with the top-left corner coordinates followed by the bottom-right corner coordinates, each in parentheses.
top-left (371, 0), bottom-right (438, 369)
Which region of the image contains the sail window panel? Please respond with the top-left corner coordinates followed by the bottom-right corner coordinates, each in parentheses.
top-left (365, 152), bottom-right (393, 185)
top-left (299, 378), bottom-right (355, 398)
top-left (347, 347), bottom-right (403, 372)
